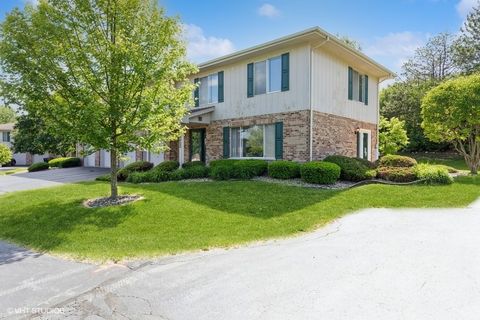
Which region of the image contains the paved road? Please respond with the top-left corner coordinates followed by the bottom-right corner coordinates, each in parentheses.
top-left (0, 167), bottom-right (109, 194)
top-left (2, 205), bottom-right (480, 319)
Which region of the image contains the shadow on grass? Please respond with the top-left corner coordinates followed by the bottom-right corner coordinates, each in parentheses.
top-left (125, 180), bottom-right (342, 219)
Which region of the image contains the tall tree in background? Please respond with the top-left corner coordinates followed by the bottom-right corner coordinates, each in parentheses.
top-left (0, 105), bottom-right (15, 124)
top-left (0, 0), bottom-right (197, 198)
top-left (336, 34), bottom-right (362, 51)
top-left (455, 2), bottom-right (480, 74)
top-left (402, 33), bottom-right (457, 82)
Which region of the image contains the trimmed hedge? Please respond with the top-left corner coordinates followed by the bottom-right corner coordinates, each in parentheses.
top-left (323, 155), bottom-right (376, 182)
top-left (28, 162), bottom-right (49, 172)
top-left (95, 174), bottom-right (111, 182)
top-left (379, 155), bottom-right (417, 168)
top-left (182, 161), bottom-right (205, 169)
top-left (209, 159), bottom-right (267, 180)
top-left (414, 163), bottom-right (453, 185)
top-left (268, 161), bottom-right (300, 179)
top-left (154, 160), bottom-right (180, 172)
top-left (376, 167), bottom-right (417, 182)
top-left (117, 161), bottom-right (153, 181)
top-left (48, 157), bottom-right (81, 168)
top-left (126, 163), bottom-right (210, 184)
top-left (300, 161), bottom-right (341, 184)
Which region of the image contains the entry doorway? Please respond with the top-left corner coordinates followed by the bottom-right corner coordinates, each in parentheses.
top-left (357, 129), bottom-right (371, 161)
top-left (190, 129), bottom-right (206, 162)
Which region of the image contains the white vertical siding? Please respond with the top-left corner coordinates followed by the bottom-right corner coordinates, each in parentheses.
top-left (194, 45), bottom-right (311, 120)
top-left (311, 48), bottom-right (379, 124)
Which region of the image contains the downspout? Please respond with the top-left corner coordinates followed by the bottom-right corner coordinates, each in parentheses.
top-left (309, 37), bottom-right (330, 161)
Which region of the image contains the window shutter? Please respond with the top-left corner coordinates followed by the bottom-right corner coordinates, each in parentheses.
top-left (348, 67), bottom-right (353, 100)
top-left (218, 71), bottom-right (224, 103)
top-left (359, 75), bottom-right (363, 102)
top-left (247, 63), bottom-right (254, 97)
top-left (364, 75), bottom-right (369, 105)
top-left (281, 53), bottom-right (290, 92)
top-left (275, 122), bottom-right (283, 160)
top-left (194, 78), bottom-right (199, 107)
top-left (223, 127), bottom-right (230, 158)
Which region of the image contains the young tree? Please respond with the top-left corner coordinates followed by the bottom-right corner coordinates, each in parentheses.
top-left (0, 105), bottom-right (16, 124)
top-left (0, 0), bottom-right (197, 198)
top-left (379, 116), bottom-right (409, 155)
top-left (13, 113), bottom-right (77, 156)
top-left (0, 144), bottom-right (12, 165)
top-left (454, 2), bottom-right (480, 74)
top-left (422, 74), bottom-right (480, 174)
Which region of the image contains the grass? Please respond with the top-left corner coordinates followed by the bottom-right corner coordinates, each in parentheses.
top-left (0, 176), bottom-right (479, 261)
top-left (0, 167), bottom-right (27, 175)
top-left (404, 152), bottom-right (469, 171)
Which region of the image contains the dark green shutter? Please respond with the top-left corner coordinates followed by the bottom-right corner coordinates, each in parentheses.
top-left (281, 53), bottom-right (290, 92)
top-left (194, 78), bottom-right (199, 107)
top-left (359, 75), bottom-right (363, 102)
top-left (356, 132), bottom-right (361, 158)
top-left (364, 75), bottom-right (369, 105)
top-left (218, 71), bottom-right (224, 103)
top-left (274, 122), bottom-right (283, 160)
top-left (247, 63), bottom-right (254, 98)
top-left (348, 67), bottom-right (353, 100)
top-left (223, 127), bottom-right (230, 158)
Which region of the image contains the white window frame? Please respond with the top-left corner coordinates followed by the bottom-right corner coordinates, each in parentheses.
top-left (357, 129), bottom-right (371, 161)
top-left (198, 73), bottom-right (218, 106)
top-left (229, 124), bottom-right (276, 160)
top-left (2, 132), bottom-right (10, 142)
top-left (253, 55), bottom-right (282, 96)
top-left (350, 68), bottom-right (366, 104)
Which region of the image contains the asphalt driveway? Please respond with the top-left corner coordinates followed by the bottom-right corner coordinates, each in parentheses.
top-left (1, 205), bottom-right (480, 319)
top-left (0, 167), bottom-right (109, 194)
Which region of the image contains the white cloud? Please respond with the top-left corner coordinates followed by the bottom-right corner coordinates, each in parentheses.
top-left (364, 31), bottom-right (428, 72)
top-left (23, 0), bottom-right (39, 6)
top-left (257, 3), bottom-right (281, 18)
top-left (456, 0), bottom-right (479, 17)
top-left (183, 24), bottom-right (235, 63)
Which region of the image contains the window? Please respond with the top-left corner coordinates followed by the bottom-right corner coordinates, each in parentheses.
top-left (230, 124), bottom-right (276, 159)
top-left (2, 132), bottom-right (10, 142)
top-left (198, 73), bottom-right (218, 105)
top-left (348, 67), bottom-right (368, 104)
top-left (357, 129), bottom-right (371, 161)
top-left (254, 56), bottom-right (281, 95)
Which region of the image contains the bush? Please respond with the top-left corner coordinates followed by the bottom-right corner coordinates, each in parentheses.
top-left (209, 159), bottom-right (238, 168)
top-left (95, 174), bottom-right (111, 182)
top-left (377, 167), bottom-right (417, 182)
top-left (126, 169), bottom-right (171, 183)
top-left (28, 162), bottom-right (49, 172)
top-left (414, 163), bottom-right (453, 185)
top-left (323, 155), bottom-right (376, 182)
top-left (209, 159), bottom-right (267, 180)
top-left (0, 144), bottom-right (12, 165)
top-left (300, 161), bottom-right (341, 184)
top-left (268, 161), bottom-right (300, 179)
top-left (378, 155), bottom-right (417, 168)
top-left (117, 161), bottom-right (153, 181)
top-left (48, 157), bottom-right (81, 168)
top-left (210, 165), bottom-right (236, 180)
top-left (182, 161), bottom-right (205, 169)
top-left (184, 165), bottom-right (210, 179)
top-left (154, 160), bottom-right (179, 172)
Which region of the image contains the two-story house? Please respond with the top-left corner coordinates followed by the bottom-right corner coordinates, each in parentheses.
top-left (166, 27), bottom-right (393, 165)
top-left (83, 27), bottom-right (393, 168)
top-left (0, 122), bottom-right (49, 165)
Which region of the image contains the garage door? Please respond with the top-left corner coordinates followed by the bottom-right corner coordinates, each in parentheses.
top-left (101, 150), bottom-right (111, 168)
top-left (84, 153), bottom-right (96, 167)
top-left (13, 153), bottom-right (27, 166)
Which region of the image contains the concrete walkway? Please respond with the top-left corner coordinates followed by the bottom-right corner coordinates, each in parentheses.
top-left (1, 206), bottom-right (480, 319)
top-left (0, 167), bottom-right (109, 194)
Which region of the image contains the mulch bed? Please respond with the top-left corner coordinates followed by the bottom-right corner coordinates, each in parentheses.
top-left (83, 195), bottom-right (143, 208)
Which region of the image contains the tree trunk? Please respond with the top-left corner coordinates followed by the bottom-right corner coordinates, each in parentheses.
top-left (110, 147), bottom-right (118, 198)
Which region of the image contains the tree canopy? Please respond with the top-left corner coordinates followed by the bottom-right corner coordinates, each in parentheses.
top-left (0, 0), bottom-right (197, 197)
top-left (0, 106), bottom-right (16, 124)
top-left (379, 116), bottom-right (409, 155)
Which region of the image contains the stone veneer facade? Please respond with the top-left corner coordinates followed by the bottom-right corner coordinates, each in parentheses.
top-left (167, 110), bottom-right (377, 163)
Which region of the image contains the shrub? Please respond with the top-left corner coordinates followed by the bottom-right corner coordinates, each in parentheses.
top-left (210, 165), bottom-right (236, 180)
top-left (268, 161), bottom-right (300, 179)
top-left (126, 169), bottom-right (171, 183)
top-left (28, 162), bottom-right (49, 172)
top-left (323, 155), bottom-right (376, 181)
top-left (183, 165), bottom-right (210, 179)
top-left (48, 157), bottom-right (81, 168)
top-left (117, 161), bottom-right (153, 181)
top-left (154, 160), bottom-right (179, 172)
top-left (0, 144), bottom-right (12, 165)
top-left (300, 161), bottom-right (341, 184)
top-left (377, 167), bottom-right (417, 182)
top-left (209, 159), bottom-right (267, 180)
top-left (182, 161), bottom-right (205, 169)
top-left (209, 159), bottom-right (238, 168)
top-left (95, 174), bottom-right (111, 181)
top-left (378, 155), bottom-right (417, 168)
top-left (414, 163), bottom-right (453, 185)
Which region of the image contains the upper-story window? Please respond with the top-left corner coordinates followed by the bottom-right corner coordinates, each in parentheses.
top-left (247, 53), bottom-right (289, 98)
top-left (194, 71), bottom-right (224, 107)
top-left (2, 132), bottom-right (10, 142)
top-left (348, 66), bottom-right (368, 105)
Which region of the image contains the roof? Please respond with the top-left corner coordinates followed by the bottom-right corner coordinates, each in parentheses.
top-left (0, 123), bottom-right (14, 131)
top-left (198, 27), bottom-right (395, 80)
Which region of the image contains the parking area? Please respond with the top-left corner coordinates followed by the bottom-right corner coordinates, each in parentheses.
top-left (0, 167), bottom-right (109, 194)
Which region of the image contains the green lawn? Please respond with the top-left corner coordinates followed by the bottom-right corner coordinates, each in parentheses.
top-left (0, 177), bottom-right (479, 261)
top-left (0, 167), bottom-right (27, 175)
top-left (404, 152), bottom-right (469, 171)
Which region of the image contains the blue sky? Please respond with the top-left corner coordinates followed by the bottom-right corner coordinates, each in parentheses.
top-left (1, 0), bottom-right (479, 75)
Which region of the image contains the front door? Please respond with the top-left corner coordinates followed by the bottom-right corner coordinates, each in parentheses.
top-left (190, 129), bottom-right (206, 162)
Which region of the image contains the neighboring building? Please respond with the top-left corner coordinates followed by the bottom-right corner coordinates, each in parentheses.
top-left (84, 26), bottom-right (394, 168)
top-left (0, 122), bottom-right (48, 165)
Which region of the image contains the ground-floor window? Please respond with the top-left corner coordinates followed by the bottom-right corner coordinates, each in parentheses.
top-left (190, 129), bottom-right (206, 162)
top-left (230, 124), bottom-right (275, 159)
top-left (357, 129), bottom-right (371, 160)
